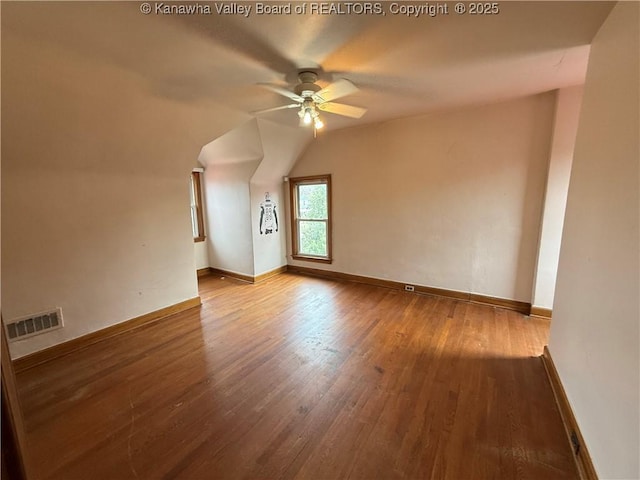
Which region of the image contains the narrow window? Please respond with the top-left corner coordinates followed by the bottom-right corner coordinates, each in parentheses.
top-left (290, 175), bottom-right (332, 263)
top-left (190, 170), bottom-right (206, 242)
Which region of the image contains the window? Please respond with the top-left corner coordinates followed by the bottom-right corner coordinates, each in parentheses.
top-left (190, 170), bottom-right (206, 242)
top-left (290, 174), bottom-right (332, 263)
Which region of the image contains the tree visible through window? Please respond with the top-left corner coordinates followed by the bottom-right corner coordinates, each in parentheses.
top-left (290, 175), bottom-right (332, 262)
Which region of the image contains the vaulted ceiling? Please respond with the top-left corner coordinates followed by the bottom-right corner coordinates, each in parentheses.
top-left (3, 1), bottom-right (614, 165)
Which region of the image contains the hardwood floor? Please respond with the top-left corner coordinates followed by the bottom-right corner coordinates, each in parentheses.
top-left (16, 273), bottom-right (577, 479)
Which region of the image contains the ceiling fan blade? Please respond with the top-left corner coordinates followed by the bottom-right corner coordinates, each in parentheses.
top-left (312, 79), bottom-right (359, 103)
top-left (173, 17), bottom-right (298, 77)
top-left (258, 83), bottom-right (303, 102)
top-left (317, 102), bottom-right (367, 119)
top-left (252, 104), bottom-right (300, 115)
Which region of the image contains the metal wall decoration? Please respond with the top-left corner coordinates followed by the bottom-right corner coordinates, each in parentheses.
top-left (259, 192), bottom-right (278, 235)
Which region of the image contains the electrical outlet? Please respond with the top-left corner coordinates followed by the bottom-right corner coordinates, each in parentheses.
top-left (404, 285), bottom-right (415, 292)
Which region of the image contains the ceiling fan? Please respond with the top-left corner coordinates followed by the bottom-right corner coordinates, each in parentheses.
top-left (253, 71), bottom-right (367, 134)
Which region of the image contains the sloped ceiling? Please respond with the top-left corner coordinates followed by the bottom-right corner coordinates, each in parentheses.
top-left (2, 1), bottom-right (614, 156)
top-left (199, 118), bottom-right (311, 183)
top-left (198, 119), bottom-right (265, 165)
top-left (251, 119), bottom-right (311, 184)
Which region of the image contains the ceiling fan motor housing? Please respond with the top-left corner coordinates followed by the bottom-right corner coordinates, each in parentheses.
top-left (294, 71), bottom-right (321, 98)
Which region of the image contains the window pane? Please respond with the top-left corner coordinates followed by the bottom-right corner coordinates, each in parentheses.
top-left (191, 206), bottom-right (198, 237)
top-left (290, 175), bottom-right (331, 262)
top-left (189, 175), bottom-right (196, 207)
top-left (299, 220), bottom-right (327, 257)
top-left (298, 184), bottom-right (327, 219)
top-left (190, 171), bottom-right (205, 241)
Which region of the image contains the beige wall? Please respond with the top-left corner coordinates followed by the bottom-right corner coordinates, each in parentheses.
top-left (1, 4), bottom-right (243, 358)
top-left (201, 168), bottom-right (287, 278)
top-left (251, 183), bottom-right (287, 277)
top-left (289, 93), bottom-right (555, 302)
top-left (194, 242), bottom-right (210, 271)
top-left (249, 119), bottom-right (309, 277)
top-left (531, 86), bottom-right (584, 310)
top-left (199, 119), bottom-right (310, 278)
top-left (203, 162), bottom-right (259, 277)
top-left (549, 3), bottom-right (639, 478)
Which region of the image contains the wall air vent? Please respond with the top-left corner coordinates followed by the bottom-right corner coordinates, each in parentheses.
top-left (5, 308), bottom-right (64, 342)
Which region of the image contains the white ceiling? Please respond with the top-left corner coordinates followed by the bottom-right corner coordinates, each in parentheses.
top-left (3, 2), bottom-right (614, 143)
top-left (166, 1), bottom-right (613, 130)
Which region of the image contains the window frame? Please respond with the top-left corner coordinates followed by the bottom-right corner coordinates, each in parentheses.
top-left (289, 174), bottom-right (332, 264)
top-left (190, 170), bottom-right (206, 243)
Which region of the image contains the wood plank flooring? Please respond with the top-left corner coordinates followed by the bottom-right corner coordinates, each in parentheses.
top-left (15, 273), bottom-right (577, 479)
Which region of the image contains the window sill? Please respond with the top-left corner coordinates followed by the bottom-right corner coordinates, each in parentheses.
top-left (292, 255), bottom-right (332, 264)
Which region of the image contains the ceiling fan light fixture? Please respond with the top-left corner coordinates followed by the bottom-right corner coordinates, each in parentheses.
top-left (256, 72), bottom-right (366, 132)
top-left (302, 108), bottom-right (313, 125)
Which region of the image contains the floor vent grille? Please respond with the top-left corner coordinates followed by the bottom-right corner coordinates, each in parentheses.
top-left (5, 308), bottom-right (63, 342)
